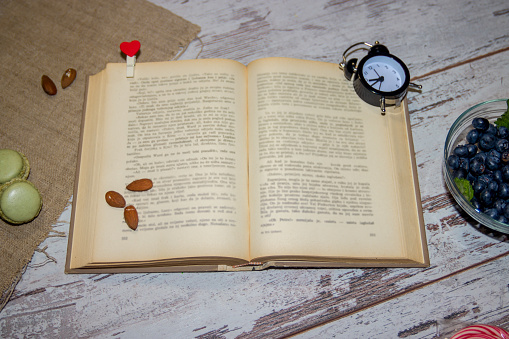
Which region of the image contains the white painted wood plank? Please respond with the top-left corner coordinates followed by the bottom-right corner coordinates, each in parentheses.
top-left (155, 0), bottom-right (509, 75)
top-left (296, 255), bottom-right (509, 339)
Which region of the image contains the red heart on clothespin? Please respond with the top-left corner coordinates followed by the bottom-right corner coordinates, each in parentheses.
top-left (120, 40), bottom-right (141, 57)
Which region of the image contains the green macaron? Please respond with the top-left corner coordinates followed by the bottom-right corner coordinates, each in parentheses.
top-left (0, 178), bottom-right (42, 224)
top-left (0, 149), bottom-right (30, 184)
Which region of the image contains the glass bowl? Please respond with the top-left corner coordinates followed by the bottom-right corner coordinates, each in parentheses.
top-left (443, 99), bottom-right (509, 233)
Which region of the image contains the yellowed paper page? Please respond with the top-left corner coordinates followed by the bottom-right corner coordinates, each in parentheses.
top-left (69, 70), bottom-right (108, 269)
top-left (74, 59), bottom-right (250, 265)
top-left (247, 57), bottom-right (407, 260)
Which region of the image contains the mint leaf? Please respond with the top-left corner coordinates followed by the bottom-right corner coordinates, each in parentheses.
top-left (494, 99), bottom-right (509, 128)
top-left (454, 177), bottom-right (474, 201)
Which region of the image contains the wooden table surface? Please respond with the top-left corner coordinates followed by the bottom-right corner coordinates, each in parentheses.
top-left (1, 0), bottom-right (509, 338)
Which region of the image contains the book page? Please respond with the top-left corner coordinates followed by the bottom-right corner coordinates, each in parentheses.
top-left (76, 59), bottom-right (250, 265)
top-left (247, 57), bottom-right (408, 260)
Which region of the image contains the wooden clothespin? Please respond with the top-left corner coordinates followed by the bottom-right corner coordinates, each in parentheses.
top-left (120, 40), bottom-right (141, 78)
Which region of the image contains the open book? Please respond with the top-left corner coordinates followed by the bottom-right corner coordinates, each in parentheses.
top-left (65, 57), bottom-right (428, 273)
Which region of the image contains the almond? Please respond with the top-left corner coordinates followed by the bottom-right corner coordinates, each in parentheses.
top-left (61, 68), bottom-right (77, 89)
top-left (41, 75), bottom-right (57, 95)
top-left (124, 205), bottom-right (138, 230)
top-left (105, 190), bottom-right (126, 208)
top-left (126, 178), bottom-right (153, 191)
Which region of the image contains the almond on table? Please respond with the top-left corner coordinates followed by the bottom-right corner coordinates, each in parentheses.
top-left (41, 75), bottom-right (57, 95)
top-left (61, 68), bottom-right (77, 89)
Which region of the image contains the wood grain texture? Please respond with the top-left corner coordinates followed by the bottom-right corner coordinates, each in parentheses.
top-left (298, 254), bottom-right (509, 338)
top-left (1, 0), bottom-right (509, 338)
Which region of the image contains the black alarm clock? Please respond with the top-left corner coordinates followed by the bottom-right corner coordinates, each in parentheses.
top-left (339, 41), bottom-right (421, 115)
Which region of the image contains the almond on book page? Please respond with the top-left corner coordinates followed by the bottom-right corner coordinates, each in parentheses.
top-left (124, 205), bottom-right (138, 230)
top-left (105, 191), bottom-right (126, 208)
top-left (126, 178), bottom-right (153, 191)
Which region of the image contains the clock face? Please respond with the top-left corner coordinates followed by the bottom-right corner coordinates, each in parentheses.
top-left (360, 55), bottom-right (407, 93)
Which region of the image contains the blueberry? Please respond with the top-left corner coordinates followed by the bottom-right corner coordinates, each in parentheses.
top-left (477, 174), bottom-right (493, 186)
top-left (498, 126), bottom-right (509, 139)
top-left (498, 183), bottom-right (509, 199)
top-left (467, 129), bottom-right (480, 144)
top-left (496, 139), bottom-right (509, 153)
top-left (458, 157), bottom-right (469, 171)
top-left (466, 144), bottom-right (478, 157)
top-left (502, 151), bottom-right (509, 163)
top-left (453, 168), bottom-right (468, 179)
top-left (487, 124), bottom-right (498, 136)
top-left (494, 169), bottom-right (504, 182)
top-left (486, 156), bottom-right (501, 171)
top-left (485, 208), bottom-right (499, 219)
top-left (453, 145), bottom-right (469, 157)
top-left (467, 172), bottom-right (476, 183)
top-left (488, 180), bottom-right (499, 192)
top-left (473, 152), bottom-right (487, 162)
top-left (469, 157), bottom-right (485, 176)
top-left (503, 203), bottom-right (509, 219)
top-left (501, 165), bottom-right (509, 181)
top-left (472, 117), bottom-right (489, 131)
top-left (488, 149), bottom-right (501, 159)
top-left (471, 198), bottom-right (483, 211)
top-left (473, 179), bottom-right (487, 195)
top-left (448, 155), bottom-right (459, 169)
top-left (479, 133), bottom-right (497, 150)
top-left (494, 199), bottom-right (507, 213)
top-left (480, 188), bottom-right (494, 206)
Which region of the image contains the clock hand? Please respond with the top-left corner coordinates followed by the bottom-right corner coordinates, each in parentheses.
top-left (369, 80), bottom-right (380, 88)
top-left (368, 77), bottom-right (382, 85)
top-left (377, 76), bottom-right (384, 90)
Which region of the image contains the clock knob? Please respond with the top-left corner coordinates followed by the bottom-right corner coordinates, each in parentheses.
top-left (343, 58), bottom-right (357, 81)
top-left (368, 43), bottom-right (390, 56)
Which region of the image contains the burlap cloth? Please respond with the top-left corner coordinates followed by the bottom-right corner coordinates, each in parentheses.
top-left (0, 0), bottom-right (200, 312)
